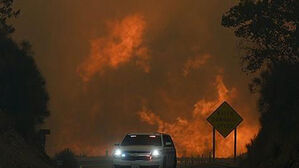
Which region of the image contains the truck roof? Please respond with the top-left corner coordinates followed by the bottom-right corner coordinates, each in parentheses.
top-left (127, 132), bottom-right (167, 136)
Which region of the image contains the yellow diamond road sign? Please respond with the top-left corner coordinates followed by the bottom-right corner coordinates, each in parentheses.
top-left (207, 101), bottom-right (243, 138)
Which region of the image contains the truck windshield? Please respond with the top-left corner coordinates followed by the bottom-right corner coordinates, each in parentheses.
top-left (121, 135), bottom-right (162, 146)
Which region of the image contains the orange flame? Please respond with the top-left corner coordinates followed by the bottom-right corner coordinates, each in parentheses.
top-left (139, 75), bottom-right (259, 157)
top-left (78, 14), bottom-right (149, 82)
top-left (183, 54), bottom-right (211, 76)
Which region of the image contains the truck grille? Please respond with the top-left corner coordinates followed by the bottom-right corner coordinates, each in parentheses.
top-left (114, 166), bottom-right (159, 168)
top-left (114, 166), bottom-right (131, 168)
top-left (125, 151), bottom-right (150, 153)
top-left (122, 155), bottom-right (151, 161)
top-left (121, 151), bottom-right (151, 161)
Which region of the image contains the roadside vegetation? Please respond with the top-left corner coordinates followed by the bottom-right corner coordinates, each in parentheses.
top-left (0, 0), bottom-right (49, 144)
top-left (0, 0), bottom-right (52, 167)
top-left (54, 149), bottom-right (80, 168)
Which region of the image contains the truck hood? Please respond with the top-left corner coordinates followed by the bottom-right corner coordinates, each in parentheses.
top-left (118, 145), bottom-right (162, 152)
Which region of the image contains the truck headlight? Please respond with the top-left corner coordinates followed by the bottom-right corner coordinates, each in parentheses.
top-left (114, 149), bottom-right (122, 157)
top-left (152, 149), bottom-right (160, 157)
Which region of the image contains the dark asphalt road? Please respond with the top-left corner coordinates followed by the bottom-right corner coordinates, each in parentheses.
top-left (77, 157), bottom-right (239, 168)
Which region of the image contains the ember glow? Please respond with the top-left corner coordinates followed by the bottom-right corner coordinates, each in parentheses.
top-left (139, 75), bottom-right (259, 157)
top-left (78, 14), bottom-right (149, 82)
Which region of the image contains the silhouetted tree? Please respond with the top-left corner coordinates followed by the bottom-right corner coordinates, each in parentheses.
top-left (54, 149), bottom-right (80, 168)
top-left (244, 63), bottom-right (299, 168)
top-left (222, 0), bottom-right (299, 167)
top-left (0, 0), bottom-right (20, 35)
top-left (0, 0), bottom-right (49, 140)
top-left (222, 0), bottom-right (298, 72)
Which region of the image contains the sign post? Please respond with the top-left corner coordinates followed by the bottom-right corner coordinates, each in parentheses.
top-left (207, 101), bottom-right (243, 161)
top-left (234, 128), bottom-right (237, 160)
top-left (213, 127), bottom-right (215, 160)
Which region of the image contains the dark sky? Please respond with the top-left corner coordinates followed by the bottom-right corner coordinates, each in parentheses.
top-left (13, 0), bottom-right (260, 157)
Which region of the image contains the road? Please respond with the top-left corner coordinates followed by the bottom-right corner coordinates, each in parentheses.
top-left (78, 156), bottom-right (112, 168)
top-left (77, 157), bottom-right (239, 168)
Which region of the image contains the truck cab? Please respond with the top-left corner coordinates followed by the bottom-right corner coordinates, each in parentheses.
top-left (113, 132), bottom-right (176, 168)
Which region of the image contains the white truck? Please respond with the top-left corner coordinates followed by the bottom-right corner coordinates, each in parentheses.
top-left (112, 132), bottom-right (177, 168)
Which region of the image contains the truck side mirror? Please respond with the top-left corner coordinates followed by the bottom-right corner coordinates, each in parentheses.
top-left (165, 142), bottom-right (172, 146)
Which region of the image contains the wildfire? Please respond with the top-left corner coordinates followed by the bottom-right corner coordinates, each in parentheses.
top-left (139, 75), bottom-right (259, 157)
top-left (72, 13), bottom-right (259, 158)
top-left (77, 14), bottom-right (149, 82)
top-left (183, 54), bottom-right (211, 76)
